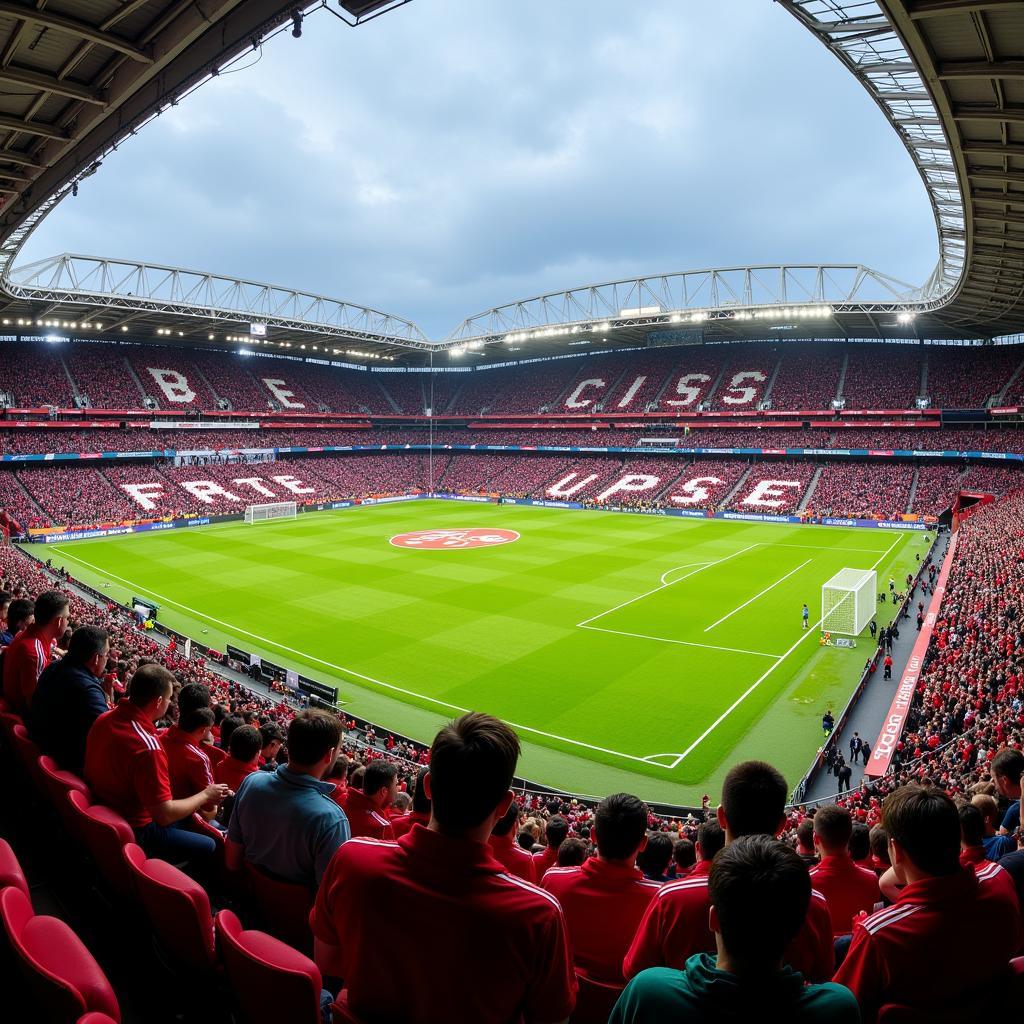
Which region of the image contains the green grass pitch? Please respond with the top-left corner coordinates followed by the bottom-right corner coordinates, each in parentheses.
top-left (45, 500), bottom-right (923, 804)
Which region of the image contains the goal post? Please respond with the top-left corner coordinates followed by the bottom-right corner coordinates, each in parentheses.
top-left (821, 568), bottom-right (877, 636)
top-left (243, 501), bottom-right (297, 524)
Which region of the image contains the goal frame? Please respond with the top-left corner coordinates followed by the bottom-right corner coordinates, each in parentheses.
top-left (821, 568), bottom-right (876, 637)
top-left (243, 501), bottom-right (298, 524)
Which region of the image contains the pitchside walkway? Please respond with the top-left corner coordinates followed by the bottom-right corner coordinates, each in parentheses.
top-left (802, 534), bottom-right (948, 804)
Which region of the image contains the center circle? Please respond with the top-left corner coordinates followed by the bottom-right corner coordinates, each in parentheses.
top-left (389, 528), bottom-right (520, 550)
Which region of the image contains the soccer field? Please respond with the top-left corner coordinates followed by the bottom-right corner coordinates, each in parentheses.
top-left (45, 501), bottom-right (924, 803)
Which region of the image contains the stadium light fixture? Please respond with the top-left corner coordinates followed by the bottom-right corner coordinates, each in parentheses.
top-left (897, 311), bottom-right (916, 324)
top-left (121, 326), bottom-right (128, 332)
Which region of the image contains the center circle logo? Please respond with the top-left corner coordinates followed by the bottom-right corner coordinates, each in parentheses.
top-left (390, 528), bottom-right (520, 550)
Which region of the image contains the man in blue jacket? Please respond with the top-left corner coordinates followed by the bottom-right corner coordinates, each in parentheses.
top-left (29, 624), bottom-right (110, 776)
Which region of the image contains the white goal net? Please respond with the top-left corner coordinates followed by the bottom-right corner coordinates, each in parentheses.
top-left (821, 568), bottom-right (876, 636)
top-left (244, 501), bottom-right (297, 524)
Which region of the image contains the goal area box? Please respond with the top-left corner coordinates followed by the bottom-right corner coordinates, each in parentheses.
top-left (244, 501), bottom-right (297, 524)
top-left (821, 568), bottom-right (876, 636)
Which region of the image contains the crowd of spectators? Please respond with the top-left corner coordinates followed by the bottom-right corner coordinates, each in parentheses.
top-left (732, 461), bottom-right (817, 514)
top-left (928, 346), bottom-right (1021, 409)
top-left (912, 465), bottom-right (968, 516)
top-left (710, 350), bottom-right (775, 410)
top-left (603, 350), bottom-right (684, 411)
top-left (841, 347), bottom-right (923, 410)
top-left (809, 464), bottom-right (915, 520)
top-left (767, 347), bottom-right (842, 410)
top-left (0, 341), bottom-right (76, 407)
top-left (18, 466), bottom-right (139, 525)
top-left (63, 343), bottom-right (145, 409)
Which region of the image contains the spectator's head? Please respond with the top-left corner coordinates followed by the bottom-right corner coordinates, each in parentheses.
top-left (883, 785), bottom-right (961, 882)
top-left (362, 760), bottom-right (399, 810)
top-left (219, 714), bottom-right (244, 750)
top-left (557, 837), bottom-right (589, 868)
top-left (796, 818), bottom-right (815, 857)
top-left (719, 761), bottom-right (788, 839)
top-left (179, 706), bottom-right (215, 741)
top-left (325, 756), bottom-right (349, 784)
top-left (959, 803), bottom-right (986, 851)
top-left (393, 792), bottom-right (413, 814)
top-left (709, 836), bottom-right (811, 972)
top-left (127, 664), bottom-right (175, 721)
top-left (426, 712), bottom-right (520, 837)
top-left (971, 793), bottom-right (1002, 835)
top-left (516, 829), bottom-right (536, 851)
top-left (673, 838), bottom-right (697, 873)
top-left (869, 825), bottom-right (891, 868)
top-left (5, 598), bottom-right (32, 634)
top-left (544, 815), bottom-right (569, 853)
top-left (991, 748), bottom-right (1024, 799)
top-left (812, 804), bottom-right (853, 856)
top-left (594, 793), bottom-right (649, 864)
top-left (850, 822), bottom-right (871, 863)
top-left (33, 591), bottom-right (69, 640)
top-left (228, 725), bottom-right (262, 764)
top-left (636, 831), bottom-right (673, 879)
top-left (259, 722), bottom-right (286, 761)
top-left (410, 766), bottom-right (430, 815)
top-left (697, 820), bottom-right (726, 862)
top-left (65, 625), bottom-right (109, 677)
top-left (285, 710), bottom-right (342, 777)
top-left (491, 799), bottom-right (521, 839)
top-left (0, 590), bottom-right (11, 625)
top-left (177, 682), bottom-right (211, 716)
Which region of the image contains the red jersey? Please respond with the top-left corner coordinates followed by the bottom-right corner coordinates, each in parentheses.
top-left (489, 832), bottom-right (536, 883)
top-left (809, 853), bottom-right (881, 935)
top-left (84, 701), bottom-right (172, 828)
top-left (542, 857), bottom-right (661, 983)
top-left (161, 725), bottom-right (215, 800)
top-left (311, 826), bottom-right (576, 1024)
top-left (624, 865), bottom-right (834, 982)
top-left (390, 810), bottom-right (430, 839)
top-left (533, 845), bottom-right (560, 879)
top-left (342, 788), bottom-right (394, 841)
top-left (1, 625), bottom-right (50, 712)
top-left (216, 754), bottom-right (258, 792)
top-left (834, 863), bottom-right (1020, 1021)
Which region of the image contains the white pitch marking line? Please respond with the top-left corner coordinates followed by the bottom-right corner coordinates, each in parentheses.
top-left (579, 623), bottom-right (780, 659)
top-left (769, 544), bottom-right (893, 554)
top-left (46, 547), bottom-right (657, 768)
top-left (577, 543), bottom-right (760, 628)
top-left (667, 532), bottom-right (904, 768)
top-left (704, 559), bottom-right (812, 633)
top-left (660, 562), bottom-right (710, 587)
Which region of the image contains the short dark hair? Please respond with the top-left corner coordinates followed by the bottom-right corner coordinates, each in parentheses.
top-left (410, 766), bottom-right (431, 814)
top-left (721, 761), bottom-right (787, 837)
top-left (179, 706), bottom-right (215, 733)
top-left (992, 748), bottom-right (1024, 785)
top-left (66, 625), bottom-right (108, 664)
top-left (6, 598), bottom-right (33, 632)
top-left (177, 682), bottom-right (211, 716)
top-left (959, 803), bottom-right (986, 848)
top-left (286, 710), bottom-right (342, 766)
top-left (428, 712), bottom-right (520, 830)
top-left (697, 820), bottom-right (726, 860)
top-left (673, 838), bottom-right (696, 870)
top-left (813, 804), bottom-right (852, 850)
top-left (709, 835), bottom-right (811, 964)
top-left (219, 714), bottom-right (244, 750)
top-left (228, 725), bottom-right (263, 762)
top-left (33, 590), bottom-right (69, 628)
top-left (491, 799), bottom-right (520, 838)
top-left (883, 785), bottom-right (961, 877)
top-left (594, 793), bottom-right (649, 861)
top-left (545, 815), bottom-right (569, 849)
top-left (636, 831), bottom-right (674, 877)
top-left (0, 590), bottom-right (12, 610)
top-left (556, 837), bottom-right (589, 867)
top-left (362, 759), bottom-right (398, 796)
top-left (516, 830), bottom-right (536, 851)
top-left (259, 722), bottom-right (286, 747)
top-left (850, 821), bottom-right (871, 861)
top-left (128, 663), bottom-right (175, 706)
top-left (869, 825), bottom-right (890, 865)
top-left (796, 818), bottom-right (815, 851)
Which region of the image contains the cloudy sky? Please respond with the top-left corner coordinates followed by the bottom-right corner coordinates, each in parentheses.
top-left (20, 0), bottom-right (938, 339)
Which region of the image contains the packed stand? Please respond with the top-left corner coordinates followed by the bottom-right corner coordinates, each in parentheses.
top-left (768, 347), bottom-right (842, 410)
top-left (726, 460), bottom-right (815, 513)
top-left (602, 350), bottom-right (684, 412)
top-left (0, 471), bottom-right (47, 529)
top-left (841, 346), bottom-right (923, 410)
top-left (63, 343), bottom-right (143, 408)
top-left (911, 464), bottom-right (966, 516)
top-left (808, 463), bottom-right (914, 520)
top-left (0, 341), bottom-right (76, 407)
top-left (127, 349), bottom-right (217, 411)
top-left (928, 345), bottom-right (1021, 409)
top-left (710, 348), bottom-right (777, 410)
top-left (17, 466), bottom-right (139, 525)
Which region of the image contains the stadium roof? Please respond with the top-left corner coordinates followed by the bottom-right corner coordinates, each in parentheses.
top-left (0, 0), bottom-right (1021, 364)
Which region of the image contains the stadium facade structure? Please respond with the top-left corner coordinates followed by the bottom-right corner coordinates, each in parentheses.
top-left (0, 1), bottom-right (1021, 364)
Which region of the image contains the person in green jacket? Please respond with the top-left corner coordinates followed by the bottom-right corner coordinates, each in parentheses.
top-left (611, 835), bottom-right (860, 1023)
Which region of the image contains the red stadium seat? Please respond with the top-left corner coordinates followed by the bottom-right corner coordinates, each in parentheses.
top-left (244, 861), bottom-right (314, 954)
top-left (215, 909), bottom-right (325, 1024)
top-left (0, 839), bottom-right (29, 900)
top-left (122, 843), bottom-right (216, 972)
top-left (37, 755), bottom-right (92, 842)
top-left (9, 723), bottom-right (44, 787)
top-left (0, 887), bottom-right (121, 1022)
top-left (78, 1015), bottom-right (120, 1024)
top-left (571, 972), bottom-right (623, 1024)
top-left (67, 790), bottom-right (135, 899)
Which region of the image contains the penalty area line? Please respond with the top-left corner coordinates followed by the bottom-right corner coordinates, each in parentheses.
top-left (579, 623), bottom-right (780, 659)
top-left (46, 547), bottom-right (661, 769)
top-left (703, 559), bottom-right (812, 633)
